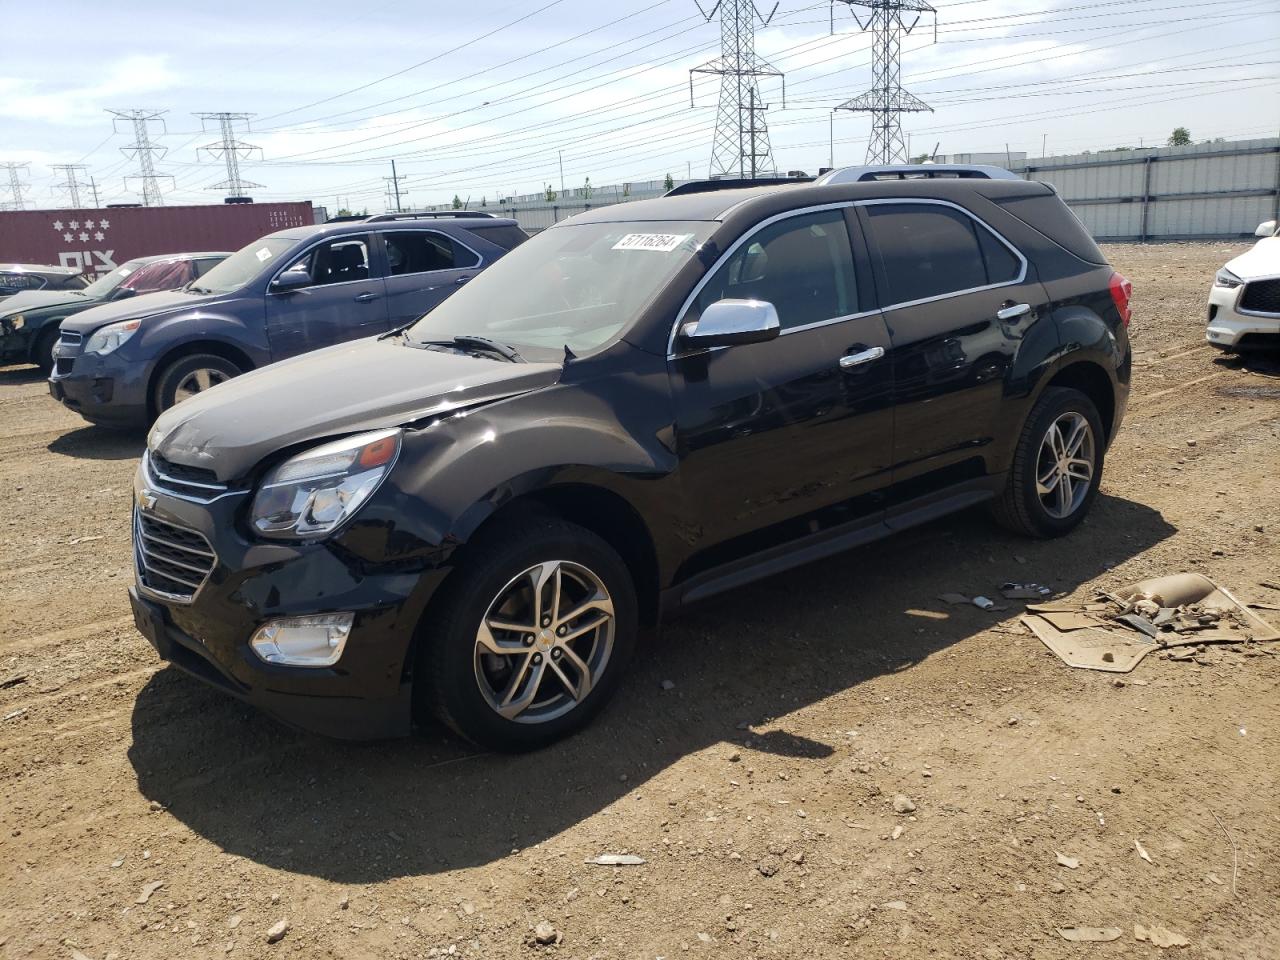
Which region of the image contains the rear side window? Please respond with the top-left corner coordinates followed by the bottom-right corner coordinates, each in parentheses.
top-left (0, 273), bottom-right (44, 291)
top-left (866, 204), bottom-right (1018, 305)
top-left (466, 224), bottom-right (529, 251)
top-left (993, 193), bottom-right (1106, 265)
top-left (694, 209), bottom-right (859, 331)
top-left (384, 231), bottom-right (480, 275)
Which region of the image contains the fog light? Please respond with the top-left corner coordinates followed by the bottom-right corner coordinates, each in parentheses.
top-left (250, 613), bottom-right (354, 667)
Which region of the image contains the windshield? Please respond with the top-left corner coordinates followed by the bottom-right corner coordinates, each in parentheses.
top-left (406, 221), bottom-right (716, 355)
top-left (195, 236), bottom-right (297, 294)
top-left (82, 260), bottom-right (146, 298)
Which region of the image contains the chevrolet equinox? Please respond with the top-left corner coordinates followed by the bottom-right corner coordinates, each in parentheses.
top-left (129, 169), bottom-right (1132, 751)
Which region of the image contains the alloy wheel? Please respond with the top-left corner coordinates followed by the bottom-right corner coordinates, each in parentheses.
top-left (174, 367), bottom-right (230, 403)
top-left (1035, 411), bottom-right (1095, 519)
top-left (473, 560), bottom-right (615, 724)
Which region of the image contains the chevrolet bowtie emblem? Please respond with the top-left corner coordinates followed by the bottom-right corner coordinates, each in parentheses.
top-left (138, 490), bottom-right (158, 512)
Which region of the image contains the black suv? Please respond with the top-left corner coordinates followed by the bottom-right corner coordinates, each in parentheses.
top-left (129, 169), bottom-right (1132, 750)
top-left (49, 213), bottom-right (525, 427)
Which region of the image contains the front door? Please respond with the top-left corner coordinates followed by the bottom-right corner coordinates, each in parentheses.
top-left (858, 200), bottom-right (1049, 494)
top-left (669, 207), bottom-right (894, 570)
top-left (379, 229), bottom-right (482, 329)
top-left (265, 234), bottom-right (389, 360)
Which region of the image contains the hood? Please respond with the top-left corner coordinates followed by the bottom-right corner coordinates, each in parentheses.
top-left (0, 288), bottom-right (88, 318)
top-left (150, 336), bottom-right (563, 482)
top-left (1224, 236), bottom-right (1280, 281)
top-left (60, 288), bottom-right (219, 334)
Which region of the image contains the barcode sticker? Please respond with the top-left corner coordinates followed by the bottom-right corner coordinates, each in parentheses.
top-left (255, 247), bottom-right (273, 262)
top-left (612, 233), bottom-right (692, 253)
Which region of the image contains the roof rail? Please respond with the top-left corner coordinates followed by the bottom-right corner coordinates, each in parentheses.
top-left (363, 211), bottom-right (498, 222)
top-left (814, 164), bottom-right (1022, 185)
top-left (665, 176), bottom-right (813, 197)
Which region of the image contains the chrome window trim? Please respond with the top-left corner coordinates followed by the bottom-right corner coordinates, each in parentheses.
top-left (378, 226), bottom-right (484, 274)
top-left (268, 233), bottom-right (378, 292)
top-left (665, 197), bottom-right (1029, 357)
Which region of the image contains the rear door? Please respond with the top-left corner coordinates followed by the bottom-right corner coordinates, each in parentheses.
top-left (264, 234), bottom-right (390, 360)
top-left (858, 199), bottom-right (1048, 495)
top-left (378, 229), bottom-right (483, 329)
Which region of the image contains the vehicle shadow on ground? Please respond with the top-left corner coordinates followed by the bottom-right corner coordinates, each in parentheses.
top-left (0, 364), bottom-right (45, 385)
top-left (1212, 350), bottom-right (1280, 380)
top-left (47, 425), bottom-right (144, 461)
top-left (128, 493), bottom-right (1174, 883)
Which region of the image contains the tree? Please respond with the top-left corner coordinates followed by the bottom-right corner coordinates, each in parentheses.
top-left (663, 172), bottom-right (674, 191)
top-left (544, 184), bottom-right (557, 202)
top-left (1168, 127), bottom-right (1192, 147)
top-left (480, 196), bottom-right (487, 207)
top-left (451, 195), bottom-right (463, 210)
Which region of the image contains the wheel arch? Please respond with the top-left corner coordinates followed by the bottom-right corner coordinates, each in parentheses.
top-left (147, 339), bottom-right (256, 418)
top-left (1041, 358), bottom-right (1117, 444)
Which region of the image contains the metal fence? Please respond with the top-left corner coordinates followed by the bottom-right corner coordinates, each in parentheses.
top-left (1010, 138), bottom-right (1280, 241)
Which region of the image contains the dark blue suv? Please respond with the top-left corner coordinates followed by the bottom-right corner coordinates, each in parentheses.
top-left (49, 213), bottom-right (526, 427)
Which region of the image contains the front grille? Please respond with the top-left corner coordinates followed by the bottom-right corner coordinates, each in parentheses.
top-left (134, 510), bottom-right (216, 601)
top-left (60, 330), bottom-right (83, 345)
top-left (1240, 278), bottom-right (1280, 314)
top-left (55, 357), bottom-right (74, 375)
top-left (145, 451), bottom-right (230, 501)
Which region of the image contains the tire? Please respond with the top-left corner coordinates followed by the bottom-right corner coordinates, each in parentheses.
top-left (991, 386), bottom-right (1105, 538)
top-left (418, 516), bottom-right (638, 752)
top-left (152, 353), bottom-right (241, 416)
top-left (34, 325), bottom-right (60, 375)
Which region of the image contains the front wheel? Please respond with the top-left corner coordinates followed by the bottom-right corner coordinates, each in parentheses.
top-left (418, 517), bottom-right (638, 752)
top-left (34, 325), bottom-right (60, 375)
top-left (991, 386), bottom-right (1105, 538)
top-left (152, 353), bottom-right (241, 416)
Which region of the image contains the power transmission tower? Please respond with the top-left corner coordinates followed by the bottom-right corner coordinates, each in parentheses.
top-left (108, 109), bottom-right (174, 206)
top-left (195, 112), bottom-right (264, 198)
top-left (833, 0), bottom-right (937, 165)
top-left (0, 162), bottom-right (31, 210)
top-left (690, 0), bottom-right (784, 179)
top-left (51, 164), bottom-right (93, 208)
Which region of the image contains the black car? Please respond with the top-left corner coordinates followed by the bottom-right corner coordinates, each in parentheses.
top-left (0, 263), bottom-right (89, 300)
top-left (49, 213), bottom-right (526, 426)
top-left (128, 168), bottom-right (1132, 751)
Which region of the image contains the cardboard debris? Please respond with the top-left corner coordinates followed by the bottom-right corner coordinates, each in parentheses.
top-left (1135, 923), bottom-right (1190, 948)
top-left (1058, 927), bottom-right (1122, 943)
top-left (1023, 574), bottom-right (1278, 673)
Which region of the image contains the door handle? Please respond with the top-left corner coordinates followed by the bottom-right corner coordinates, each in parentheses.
top-left (455, 276), bottom-right (472, 285)
top-left (996, 302), bottom-right (1031, 321)
top-left (839, 346), bottom-right (885, 370)
top-left (354, 292), bottom-right (380, 303)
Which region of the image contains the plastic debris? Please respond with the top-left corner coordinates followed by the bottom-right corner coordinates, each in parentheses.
top-left (1135, 923), bottom-right (1190, 948)
top-left (1135, 838), bottom-right (1153, 864)
top-left (585, 853), bottom-right (646, 866)
top-left (1001, 582), bottom-right (1052, 600)
top-left (972, 596), bottom-right (996, 610)
top-left (1056, 851), bottom-right (1080, 869)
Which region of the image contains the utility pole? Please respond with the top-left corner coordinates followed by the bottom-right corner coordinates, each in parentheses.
top-left (832, 1), bottom-right (937, 165)
top-left (107, 109), bottom-right (174, 206)
top-left (90, 176), bottom-right (100, 208)
top-left (382, 159), bottom-right (408, 213)
top-left (690, 0), bottom-right (784, 178)
top-left (558, 150), bottom-right (565, 194)
top-left (51, 164), bottom-right (93, 208)
top-left (1042, 133), bottom-right (1048, 158)
top-left (195, 112), bottom-right (264, 199)
top-left (0, 162), bottom-right (32, 211)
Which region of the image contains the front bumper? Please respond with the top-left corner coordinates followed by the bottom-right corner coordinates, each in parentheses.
top-left (48, 337), bottom-right (150, 426)
top-left (1206, 281), bottom-right (1280, 350)
top-left (130, 460), bottom-right (447, 739)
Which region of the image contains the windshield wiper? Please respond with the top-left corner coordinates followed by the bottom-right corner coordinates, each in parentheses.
top-left (188, 285), bottom-right (213, 294)
top-left (419, 335), bottom-right (524, 363)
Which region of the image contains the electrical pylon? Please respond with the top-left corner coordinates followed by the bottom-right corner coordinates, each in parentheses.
top-left (0, 162), bottom-right (31, 211)
top-left (195, 112), bottom-right (265, 198)
top-left (833, 0), bottom-right (937, 165)
top-left (108, 109), bottom-right (174, 206)
top-left (690, 0), bottom-right (784, 179)
top-left (51, 164), bottom-right (93, 208)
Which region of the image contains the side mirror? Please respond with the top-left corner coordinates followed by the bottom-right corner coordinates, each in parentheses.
top-left (110, 287), bottom-right (138, 301)
top-left (270, 268), bottom-right (312, 293)
top-left (679, 299), bottom-right (781, 350)
top-left (1256, 220), bottom-right (1277, 239)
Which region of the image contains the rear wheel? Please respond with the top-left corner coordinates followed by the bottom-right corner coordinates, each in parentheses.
top-left (991, 387), bottom-right (1105, 538)
top-left (152, 354), bottom-right (241, 416)
top-left (418, 517), bottom-right (637, 752)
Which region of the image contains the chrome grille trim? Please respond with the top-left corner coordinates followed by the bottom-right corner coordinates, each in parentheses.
top-left (133, 510), bottom-right (217, 603)
top-left (142, 451), bottom-right (238, 504)
top-left (60, 330), bottom-right (83, 345)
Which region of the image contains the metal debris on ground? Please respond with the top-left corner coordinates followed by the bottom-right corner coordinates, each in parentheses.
top-left (1021, 574), bottom-right (1279, 674)
top-left (1001, 582), bottom-right (1053, 600)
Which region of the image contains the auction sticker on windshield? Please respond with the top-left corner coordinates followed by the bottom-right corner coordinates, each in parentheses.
top-left (612, 233), bottom-right (692, 252)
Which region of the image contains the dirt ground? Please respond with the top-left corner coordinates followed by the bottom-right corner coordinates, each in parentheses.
top-left (1, 242), bottom-right (1278, 960)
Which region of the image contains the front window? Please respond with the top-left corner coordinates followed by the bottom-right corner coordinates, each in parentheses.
top-left (406, 221), bottom-right (716, 356)
top-left (280, 236), bottom-right (372, 287)
top-left (195, 236), bottom-right (298, 295)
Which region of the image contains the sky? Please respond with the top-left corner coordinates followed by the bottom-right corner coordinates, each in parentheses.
top-left (2, 0), bottom-right (1278, 211)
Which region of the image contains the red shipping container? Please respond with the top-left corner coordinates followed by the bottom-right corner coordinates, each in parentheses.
top-left (0, 202), bottom-right (317, 277)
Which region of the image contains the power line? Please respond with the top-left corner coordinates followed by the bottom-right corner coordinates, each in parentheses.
top-left (195, 112), bottom-right (265, 198)
top-left (50, 164), bottom-right (95, 208)
top-left (107, 109), bottom-right (174, 206)
top-left (0, 162), bottom-right (32, 211)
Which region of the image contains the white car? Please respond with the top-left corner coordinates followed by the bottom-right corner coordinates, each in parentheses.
top-left (1206, 219), bottom-right (1280, 352)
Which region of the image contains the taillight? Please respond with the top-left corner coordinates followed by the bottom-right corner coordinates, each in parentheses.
top-left (1109, 272), bottom-right (1133, 326)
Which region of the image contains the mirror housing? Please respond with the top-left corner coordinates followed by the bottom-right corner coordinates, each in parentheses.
top-left (679, 299), bottom-right (781, 350)
top-left (110, 287), bottom-right (137, 301)
top-left (270, 268), bottom-right (312, 293)
top-left (1256, 220), bottom-right (1277, 239)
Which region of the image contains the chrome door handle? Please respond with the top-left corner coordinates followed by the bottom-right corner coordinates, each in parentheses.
top-left (996, 302), bottom-right (1031, 321)
top-left (455, 276), bottom-right (472, 285)
top-left (839, 346), bottom-right (885, 370)
top-left (354, 292), bottom-right (380, 303)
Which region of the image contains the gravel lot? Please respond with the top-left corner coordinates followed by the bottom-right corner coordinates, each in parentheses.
top-left (1, 242), bottom-right (1278, 960)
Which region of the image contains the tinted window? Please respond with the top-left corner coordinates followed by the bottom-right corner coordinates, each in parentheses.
top-left (284, 237), bottom-right (371, 287)
top-left (0, 273), bottom-right (43, 291)
top-left (122, 259), bottom-right (194, 293)
top-left (694, 209), bottom-right (858, 331)
top-left (193, 258), bottom-right (224, 278)
top-left (976, 226), bottom-right (1020, 284)
top-left (384, 231), bottom-right (479, 275)
top-left (867, 204), bottom-right (998, 304)
top-left (466, 224), bottom-right (528, 251)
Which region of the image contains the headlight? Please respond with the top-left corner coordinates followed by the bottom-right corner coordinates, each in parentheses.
top-left (85, 318), bottom-right (141, 355)
top-left (250, 428), bottom-right (401, 539)
top-left (9, 314), bottom-right (24, 331)
top-left (1214, 269), bottom-right (1243, 290)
